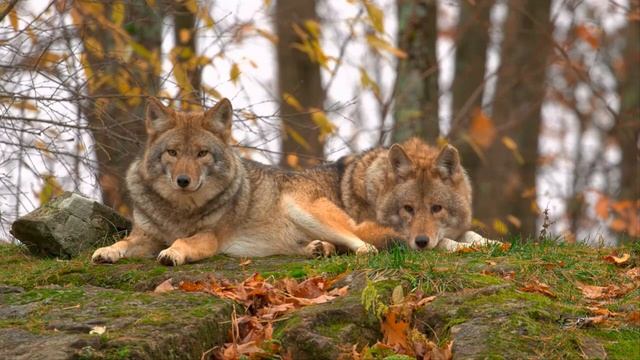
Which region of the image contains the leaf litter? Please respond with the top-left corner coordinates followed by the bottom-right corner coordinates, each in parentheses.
top-left (357, 286), bottom-right (451, 360)
top-left (176, 273), bottom-right (348, 359)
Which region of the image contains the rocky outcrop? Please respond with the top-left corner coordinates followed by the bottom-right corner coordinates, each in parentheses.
top-left (10, 192), bottom-right (130, 258)
top-left (0, 242), bottom-right (634, 359)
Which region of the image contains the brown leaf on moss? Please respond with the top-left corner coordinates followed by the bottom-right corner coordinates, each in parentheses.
top-left (626, 311), bottom-right (640, 326)
top-left (381, 305), bottom-right (410, 350)
top-left (520, 279), bottom-right (556, 298)
top-left (153, 278), bottom-right (175, 293)
top-left (603, 253), bottom-right (631, 266)
top-left (576, 282), bottom-right (636, 300)
top-left (624, 267), bottom-right (640, 281)
top-left (500, 242), bottom-right (512, 251)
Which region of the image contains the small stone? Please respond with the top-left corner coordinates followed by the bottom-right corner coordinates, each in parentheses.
top-left (0, 284), bottom-right (25, 294)
top-left (10, 192), bottom-right (131, 259)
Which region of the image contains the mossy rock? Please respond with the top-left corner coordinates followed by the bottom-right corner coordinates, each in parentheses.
top-left (1, 239), bottom-right (639, 359)
top-left (10, 192), bottom-right (131, 259)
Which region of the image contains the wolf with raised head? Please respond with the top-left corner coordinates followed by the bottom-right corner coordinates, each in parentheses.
top-left (91, 98), bottom-right (380, 265)
top-left (335, 137), bottom-right (499, 251)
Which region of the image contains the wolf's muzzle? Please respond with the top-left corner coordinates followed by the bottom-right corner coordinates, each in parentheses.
top-left (177, 175), bottom-right (191, 188)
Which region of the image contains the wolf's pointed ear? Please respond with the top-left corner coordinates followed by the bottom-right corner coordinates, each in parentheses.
top-left (389, 144), bottom-right (413, 179)
top-left (435, 144), bottom-right (461, 179)
top-left (204, 98), bottom-right (233, 141)
top-left (145, 98), bottom-right (173, 134)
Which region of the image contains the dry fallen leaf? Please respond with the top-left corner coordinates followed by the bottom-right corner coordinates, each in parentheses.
top-left (624, 267), bottom-right (640, 281)
top-left (415, 295), bottom-right (437, 307)
top-left (586, 306), bottom-right (618, 317)
top-left (89, 326), bottom-right (106, 335)
top-left (153, 278), bottom-right (175, 293)
top-left (603, 253), bottom-right (631, 266)
top-left (239, 258), bottom-right (252, 267)
top-left (392, 285), bottom-right (405, 305)
top-left (222, 341), bottom-right (265, 359)
top-left (456, 246), bottom-right (479, 254)
top-left (626, 311), bottom-right (640, 326)
top-left (500, 242), bottom-right (512, 251)
top-left (179, 280), bottom-right (205, 292)
top-left (381, 306), bottom-right (410, 350)
top-left (576, 282), bottom-right (636, 300)
top-left (178, 273), bottom-right (350, 359)
top-left (408, 328), bottom-right (453, 360)
top-left (520, 279), bottom-right (556, 298)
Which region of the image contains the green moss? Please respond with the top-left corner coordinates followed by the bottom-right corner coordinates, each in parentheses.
top-left (4, 288), bottom-right (85, 305)
top-left (112, 346), bottom-right (131, 360)
top-left (314, 320), bottom-right (356, 341)
top-left (273, 314), bottom-right (302, 340)
top-left (588, 328), bottom-right (640, 360)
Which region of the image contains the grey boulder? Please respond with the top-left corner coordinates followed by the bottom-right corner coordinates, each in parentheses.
top-left (10, 192), bottom-right (130, 258)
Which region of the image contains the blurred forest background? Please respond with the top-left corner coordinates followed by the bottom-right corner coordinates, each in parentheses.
top-left (0, 0), bottom-right (638, 244)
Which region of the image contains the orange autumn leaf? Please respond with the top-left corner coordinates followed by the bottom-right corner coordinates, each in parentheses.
top-left (603, 253), bottom-right (631, 266)
top-left (610, 200), bottom-right (633, 214)
top-left (610, 218), bottom-right (628, 232)
top-left (381, 306), bottom-right (410, 349)
top-left (520, 279), bottom-right (556, 298)
top-left (179, 280), bottom-right (205, 292)
top-left (456, 246), bottom-right (479, 254)
top-left (468, 109), bottom-right (496, 149)
top-left (595, 196), bottom-right (609, 219)
top-left (575, 24), bottom-right (600, 48)
top-left (627, 311), bottom-right (640, 326)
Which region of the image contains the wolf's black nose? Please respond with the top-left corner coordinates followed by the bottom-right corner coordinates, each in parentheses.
top-left (415, 235), bottom-right (429, 248)
top-left (177, 175), bottom-right (191, 188)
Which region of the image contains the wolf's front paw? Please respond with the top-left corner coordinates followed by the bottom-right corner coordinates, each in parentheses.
top-left (157, 248), bottom-right (186, 266)
top-left (305, 240), bottom-right (336, 258)
top-left (355, 243), bottom-right (378, 256)
top-left (92, 246), bottom-right (124, 264)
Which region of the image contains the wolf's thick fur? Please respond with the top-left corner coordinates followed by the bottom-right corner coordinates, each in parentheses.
top-left (334, 138), bottom-right (499, 251)
top-left (92, 98), bottom-right (379, 266)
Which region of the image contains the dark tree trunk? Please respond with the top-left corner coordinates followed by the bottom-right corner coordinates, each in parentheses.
top-left (392, 0), bottom-right (439, 143)
top-left (473, 0), bottom-right (553, 238)
top-left (173, 2), bottom-right (202, 109)
top-left (449, 0), bottom-right (494, 174)
top-left (615, 12), bottom-right (640, 201)
top-left (78, 1), bottom-right (162, 213)
top-left (276, 0), bottom-right (325, 168)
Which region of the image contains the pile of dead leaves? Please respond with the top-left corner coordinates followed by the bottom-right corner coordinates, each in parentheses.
top-left (353, 285), bottom-right (451, 360)
top-left (155, 274), bottom-right (348, 359)
top-left (570, 256), bottom-right (640, 329)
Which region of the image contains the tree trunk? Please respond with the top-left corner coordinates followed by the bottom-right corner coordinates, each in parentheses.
top-left (76, 1), bottom-right (162, 213)
top-left (392, 0), bottom-right (439, 143)
top-left (173, 2), bottom-right (202, 109)
top-left (449, 0), bottom-right (494, 173)
top-left (276, 0), bottom-right (325, 168)
top-left (473, 0), bottom-right (553, 238)
top-left (615, 10), bottom-right (639, 201)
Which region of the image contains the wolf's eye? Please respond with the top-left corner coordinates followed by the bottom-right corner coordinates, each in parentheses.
top-left (197, 150), bottom-right (209, 158)
top-left (403, 205), bottom-right (414, 215)
top-left (431, 204), bottom-right (443, 213)
top-left (167, 149), bottom-right (177, 156)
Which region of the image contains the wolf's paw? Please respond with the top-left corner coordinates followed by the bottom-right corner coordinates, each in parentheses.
top-left (305, 240), bottom-right (336, 258)
top-left (355, 243), bottom-right (378, 256)
top-left (157, 248), bottom-right (186, 266)
top-left (91, 246), bottom-right (124, 264)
